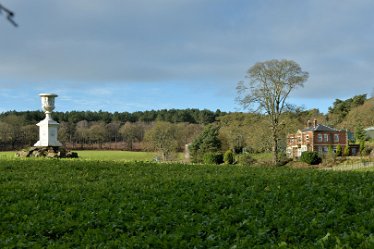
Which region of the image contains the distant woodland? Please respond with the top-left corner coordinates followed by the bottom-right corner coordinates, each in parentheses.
top-left (0, 94), bottom-right (373, 153)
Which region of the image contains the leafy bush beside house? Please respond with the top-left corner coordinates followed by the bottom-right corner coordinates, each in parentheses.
top-left (336, 144), bottom-right (342, 156)
top-left (360, 140), bottom-right (366, 156)
top-left (300, 151), bottom-right (322, 165)
top-left (343, 144), bottom-right (350, 157)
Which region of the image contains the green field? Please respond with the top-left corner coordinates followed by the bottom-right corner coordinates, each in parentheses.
top-left (76, 150), bottom-right (157, 161)
top-left (1, 159), bottom-right (374, 248)
top-left (0, 151), bottom-right (16, 159)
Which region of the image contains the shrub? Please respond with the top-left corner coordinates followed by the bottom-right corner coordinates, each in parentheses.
top-left (300, 151), bottom-right (321, 165)
top-left (326, 145), bottom-right (336, 163)
top-left (223, 150), bottom-right (234, 164)
top-left (276, 153), bottom-right (292, 167)
top-left (336, 144), bottom-right (342, 157)
top-left (203, 152), bottom-right (223, 165)
top-left (360, 141), bottom-right (365, 156)
top-left (343, 145), bottom-right (350, 157)
top-left (237, 153), bottom-right (256, 166)
top-left (364, 145), bottom-right (373, 157)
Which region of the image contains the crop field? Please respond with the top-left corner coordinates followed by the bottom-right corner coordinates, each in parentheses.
top-left (1, 159), bottom-right (374, 248)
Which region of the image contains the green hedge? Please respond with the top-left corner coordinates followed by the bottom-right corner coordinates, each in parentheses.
top-left (300, 151), bottom-right (321, 165)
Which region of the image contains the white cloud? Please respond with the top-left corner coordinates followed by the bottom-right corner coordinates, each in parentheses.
top-left (0, 0), bottom-right (373, 112)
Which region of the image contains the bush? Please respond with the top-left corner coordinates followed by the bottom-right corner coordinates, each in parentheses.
top-left (326, 145), bottom-right (336, 163)
top-left (363, 146), bottom-right (372, 156)
top-left (360, 141), bottom-right (365, 156)
top-left (336, 144), bottom-right (342, 157)
top-left (237, 153), bottom-right (256, 166)
top-left (300, 151), bottom-right (321, 165)
top-left (343, 145), bottom-right (350, 157)
top-left (223, 150), bottom-right (234, 164)
top-left (203, 152), bottom-right (223, 165)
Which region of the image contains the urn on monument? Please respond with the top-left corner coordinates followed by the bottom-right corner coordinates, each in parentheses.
top-left (34, 93), bottom-right (62, 147)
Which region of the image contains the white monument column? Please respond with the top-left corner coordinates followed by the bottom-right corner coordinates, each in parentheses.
top-left (34, 93), bottom-right (62, 147)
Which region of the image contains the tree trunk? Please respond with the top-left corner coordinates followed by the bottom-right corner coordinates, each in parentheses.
top-left (272, 127), bottom-right (279, 165)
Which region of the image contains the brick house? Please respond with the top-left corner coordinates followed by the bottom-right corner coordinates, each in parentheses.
top-left (286, 119), bottom-right (358, 158)
top-left (365, 126), bottom-right (374, 140)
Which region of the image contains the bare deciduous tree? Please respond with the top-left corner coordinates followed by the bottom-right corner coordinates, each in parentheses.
top-left (237, 59), bottom-right (309, 164)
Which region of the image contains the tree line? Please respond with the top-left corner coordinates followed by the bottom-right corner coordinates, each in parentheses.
top-left (0, 108), bottom-right (225, 125)
top-left (0, 99), bottom-right (372, 159)
top-left (0, 107), bottom-right (327, 154)
top-left (0, 109), bottom-right (223, 151)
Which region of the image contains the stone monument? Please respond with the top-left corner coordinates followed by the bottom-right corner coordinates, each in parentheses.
top-left (34, 93), bottom-right (62, 147)
top-left (16, 93), bottom-right (78, 158)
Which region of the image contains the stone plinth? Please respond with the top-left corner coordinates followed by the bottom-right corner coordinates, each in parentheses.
top-left (34, 116), bottom-right (62, 147)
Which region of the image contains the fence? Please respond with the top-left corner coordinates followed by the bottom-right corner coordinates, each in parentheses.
top-left (325, 161), bottom-right (374, 171)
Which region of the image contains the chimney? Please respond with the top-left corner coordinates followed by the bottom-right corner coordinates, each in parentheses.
top-left (307, 120), bottom-right (312, 128)
top-left (313, 119), bottom-right (317, 128)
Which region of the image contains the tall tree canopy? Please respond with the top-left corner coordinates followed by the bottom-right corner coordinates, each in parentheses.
top-left (236, 59), bottom-right (308, 164)
top-left (327, 94), bottom-right (367, 125)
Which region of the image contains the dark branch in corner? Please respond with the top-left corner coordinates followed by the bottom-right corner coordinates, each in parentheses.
top-left (0, 3), bottom-right (18, 27)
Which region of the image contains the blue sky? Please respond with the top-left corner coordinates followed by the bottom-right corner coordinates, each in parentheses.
top-left (0, 0), bottom-right (373, 114)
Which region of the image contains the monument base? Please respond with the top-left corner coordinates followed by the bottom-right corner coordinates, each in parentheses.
top-left (34, 116), bottom-right (62, 147)
top-left (16, 147), bottom-right (78, 158)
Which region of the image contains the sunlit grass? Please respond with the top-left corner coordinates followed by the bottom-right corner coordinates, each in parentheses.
top-left (0, 151), bottom-right (16, 159)
top-left (76, 150), bottom-right (157, 161)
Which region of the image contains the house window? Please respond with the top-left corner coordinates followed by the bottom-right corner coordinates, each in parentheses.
top-left (306, 135), bottom-right (309, 141)
top-left (352, 148), bottom-right (357, 155)
top-left (290, 138), bottom-right (294, 145)
top-left (324, 134), bottom-right (329, 142)
top-left (334, 134), bottom-right (339, 142)
top-left (318, 146), bottom-right (323, 153)
top-left (318, 134), bottom-right (323, 142)
top-left (323, 146), bottom-right (328, 153)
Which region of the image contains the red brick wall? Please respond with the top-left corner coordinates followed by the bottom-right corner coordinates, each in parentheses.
top-left (312, 131), bottom-right (347, 146)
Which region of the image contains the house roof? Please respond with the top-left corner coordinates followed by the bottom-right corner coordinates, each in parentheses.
top-left (302, 124), bottom-right (339, 132)
top-left (365, 126), bottom-right (374, 131)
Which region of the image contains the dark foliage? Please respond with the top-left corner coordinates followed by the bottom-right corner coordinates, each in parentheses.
top-left (223, 150), bottom-right (235, 164)
top-left (203, 152), bottom-right (224, 164)
top-left (189, 125), bottom-right (222, 163)
top-left (300, 151), bottom-right (322, 165)
top-left (0, 109), bottom-right (225, 124)
top-left (328, 94), bottom-right (367, 124)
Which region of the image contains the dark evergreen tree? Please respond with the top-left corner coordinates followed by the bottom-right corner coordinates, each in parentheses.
top-left (189, 124), bottom-right (221, 163)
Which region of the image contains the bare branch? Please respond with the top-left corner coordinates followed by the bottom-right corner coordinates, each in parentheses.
top-left (0, 3), bottom-right (18, 27)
